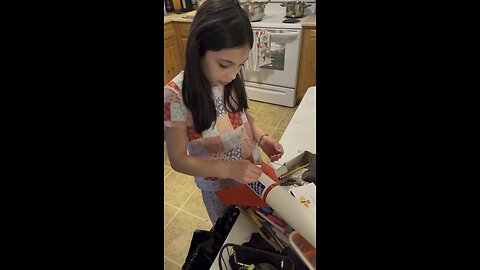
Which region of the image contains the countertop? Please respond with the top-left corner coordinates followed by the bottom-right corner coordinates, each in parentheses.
top-left (209, 86), bottom-right (316, 270)
top-left (272, 86), bottom-right (316, 170)
top-left (302, 15), bottom-right (316, 27)
top-left (163, 12), bottom-right (194, 24)
top-left (164, 12), bottom-right (316, 27)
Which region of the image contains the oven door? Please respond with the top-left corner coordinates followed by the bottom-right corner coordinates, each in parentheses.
top-left (244, 28), bottom-right (302, 89)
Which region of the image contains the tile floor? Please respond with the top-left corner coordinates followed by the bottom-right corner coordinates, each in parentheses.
top-left (164, 100), bottom-right (298, 269)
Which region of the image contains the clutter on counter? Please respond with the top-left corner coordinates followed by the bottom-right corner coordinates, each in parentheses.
top-left (212, 150), bottom-right (317, 269)
top-left (289, 231), bottom-right (316, 270)
top-left (207, 87), bottom-right (317, 270)
top-left (289, 182), bottom-right (316, 215)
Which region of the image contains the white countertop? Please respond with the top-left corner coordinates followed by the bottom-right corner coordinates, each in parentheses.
top-left (272, 86), bottom-right (316, 171)
top-left (302, 15), bottom-right (316, 27)
top-left (209, 86), bottom-right (316, 270)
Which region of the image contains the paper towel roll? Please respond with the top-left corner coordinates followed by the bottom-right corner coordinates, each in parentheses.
top-left (256, 173), bottom-right (316, 248)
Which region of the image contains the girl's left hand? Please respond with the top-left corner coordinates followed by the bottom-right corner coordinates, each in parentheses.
top-left (259, 135), bottom-right (284, 162)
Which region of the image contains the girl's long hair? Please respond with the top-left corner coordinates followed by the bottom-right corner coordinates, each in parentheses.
top-left (182, 0), bottom-right (253, 133)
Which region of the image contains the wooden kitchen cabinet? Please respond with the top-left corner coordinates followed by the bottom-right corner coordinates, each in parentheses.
top-left (163, 22), bottom-right (192, 85)
top-left (296, 27), bottom-right (316, 103)
top-left (176, 22), bottom-right (191, 67)
top-left (164, 23), bottom-right (183, 86)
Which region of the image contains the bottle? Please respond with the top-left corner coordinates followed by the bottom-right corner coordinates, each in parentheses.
top-left (182, 0), bottom-right (194, 12)
top-left (172, 0), bottom-right (182, 14)
top-left (165, 0), bottom-right (174, 12)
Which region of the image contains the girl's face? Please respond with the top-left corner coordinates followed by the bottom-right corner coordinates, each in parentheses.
top-left (200, 43), bottom-right (250, 87)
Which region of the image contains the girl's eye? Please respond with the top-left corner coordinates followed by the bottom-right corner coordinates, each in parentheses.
top-left (219, 63), bottom-right (228, 68)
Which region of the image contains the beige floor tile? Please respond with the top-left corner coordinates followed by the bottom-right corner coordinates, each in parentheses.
top-left (248, 99), bottom-right (264, 113)
top-left (271, 128), bottom-right (285, 143)
top-left (164, 211), bottom-right (213, 265)
top-left (261, 102), bottom-right (288, 116)
top-left (164, 203), bottom-right (178, 228)
top-left (277, 106), bottom-right (298, 130)
top-left (164, 257), bottom-right (181, 270)
top-left (164, 172), bottom-right (197, 207)
top-left (164, 166), bottom-right (172, 179)
top-left (254, 110), bottom-right (282, 129)
top-left (182, 189), bottom-right (211, 222)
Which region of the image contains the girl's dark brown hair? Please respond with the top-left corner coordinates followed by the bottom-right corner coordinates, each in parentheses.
top-left (181, 0), bottom-right (253, 133)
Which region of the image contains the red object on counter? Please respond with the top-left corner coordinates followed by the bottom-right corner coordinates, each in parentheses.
top-left (290, 231), bottom-right (316, 269)
top-left (266, 213), bottom-right (286, 227)
top-left (259, 207), bottom-right (287, 227)
top-left (215, 162), bottom-right (279, 208)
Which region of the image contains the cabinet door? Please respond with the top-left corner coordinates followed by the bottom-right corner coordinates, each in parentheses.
top-left (181, 37), bottom-right (188, 57)
top-left (164, 23), bottom-right (182, 85)
top-left (164, 37), bottom-right (182, 85)
top-left (296, 28), bottom-right (316, 102)
top-left (176, 22), bottom-right (191, 67)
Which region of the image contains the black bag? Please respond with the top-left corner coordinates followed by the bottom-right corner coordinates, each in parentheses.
top-left (218, 243), bottom-right (295, 270)
top-left (243, 232), bottom-right (310, 270)
top-left (182, 206), bottom-right (240, 270)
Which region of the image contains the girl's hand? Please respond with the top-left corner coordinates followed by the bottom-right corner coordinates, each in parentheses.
top-left (259, 135), bottom-right (284, 162)
top-left (226, 160), bottom-right (263, 184)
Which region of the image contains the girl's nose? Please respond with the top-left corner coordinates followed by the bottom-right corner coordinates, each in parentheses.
top-left (229, 70), bottom-right (237, 81)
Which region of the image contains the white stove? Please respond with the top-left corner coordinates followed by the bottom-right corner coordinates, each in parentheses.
top-left (244, 1), bottom-right (316, 107)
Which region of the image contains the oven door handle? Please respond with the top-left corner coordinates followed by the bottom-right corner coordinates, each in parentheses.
top-left (268, 32), bottom-right (300, 39)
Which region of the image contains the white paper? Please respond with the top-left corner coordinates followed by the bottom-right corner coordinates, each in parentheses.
top-left (289, 183), bottom-right (316, 214)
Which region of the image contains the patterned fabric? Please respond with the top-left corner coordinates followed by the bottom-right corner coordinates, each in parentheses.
top-left (244, 29), bottom-right (271, 71)
top-left (164, 71), bottom-right (263, 191)
top-left (201, 189), bottom-right (237, 224)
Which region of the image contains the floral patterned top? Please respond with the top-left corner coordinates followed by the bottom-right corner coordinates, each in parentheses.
top-left (164, 71), bottom-right (263, 191)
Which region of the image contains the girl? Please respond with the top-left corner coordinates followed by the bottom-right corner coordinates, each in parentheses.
top-left (164, 0), bottom-right (284, 224)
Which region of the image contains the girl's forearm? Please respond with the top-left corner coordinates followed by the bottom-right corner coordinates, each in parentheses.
top-left (169, 154), bottom-right (229, 179)
top-left (246, 112), bottom-right (266, 143)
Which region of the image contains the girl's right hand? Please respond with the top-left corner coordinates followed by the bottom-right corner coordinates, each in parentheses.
top-left (227, 160), bottom-right (263, 184)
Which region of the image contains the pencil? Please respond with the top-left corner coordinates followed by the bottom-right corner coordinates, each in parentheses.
top-left (246, 208), bottom-right (284, 251)
top-left (239, 206), bottom-right (282, 252)
top-left (280, 163), bottom-right (310, 179)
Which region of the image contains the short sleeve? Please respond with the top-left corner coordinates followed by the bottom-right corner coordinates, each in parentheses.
top-left (164, 84), bottom-right (188, 129)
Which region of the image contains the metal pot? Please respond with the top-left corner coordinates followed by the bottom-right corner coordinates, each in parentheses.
top-left (241, 0), bottom-right (271, 22)
top-left (280, 1), bottom-right (312, 18)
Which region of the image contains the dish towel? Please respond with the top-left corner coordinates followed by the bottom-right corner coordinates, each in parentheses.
top-left (244, 29), bottom-right (271, 71)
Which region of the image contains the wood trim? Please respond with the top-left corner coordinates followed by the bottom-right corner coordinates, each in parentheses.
top-left (164, 22), bottom-right (175, 39)
top-left (296, 27), bottom-right (316, 103)
top-left (173, 22), bottom-right (191, 68)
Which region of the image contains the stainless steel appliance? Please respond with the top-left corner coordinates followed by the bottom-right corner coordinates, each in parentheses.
top-left (280, 1), bottom-right (312, 18)
top-left (240, 0), bottom-right (271, 22)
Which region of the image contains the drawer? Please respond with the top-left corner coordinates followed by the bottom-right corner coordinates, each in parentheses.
top-left (164, 23), bottom-right (175, 39)
top-left (177, 23), bottom-right (191, 38)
